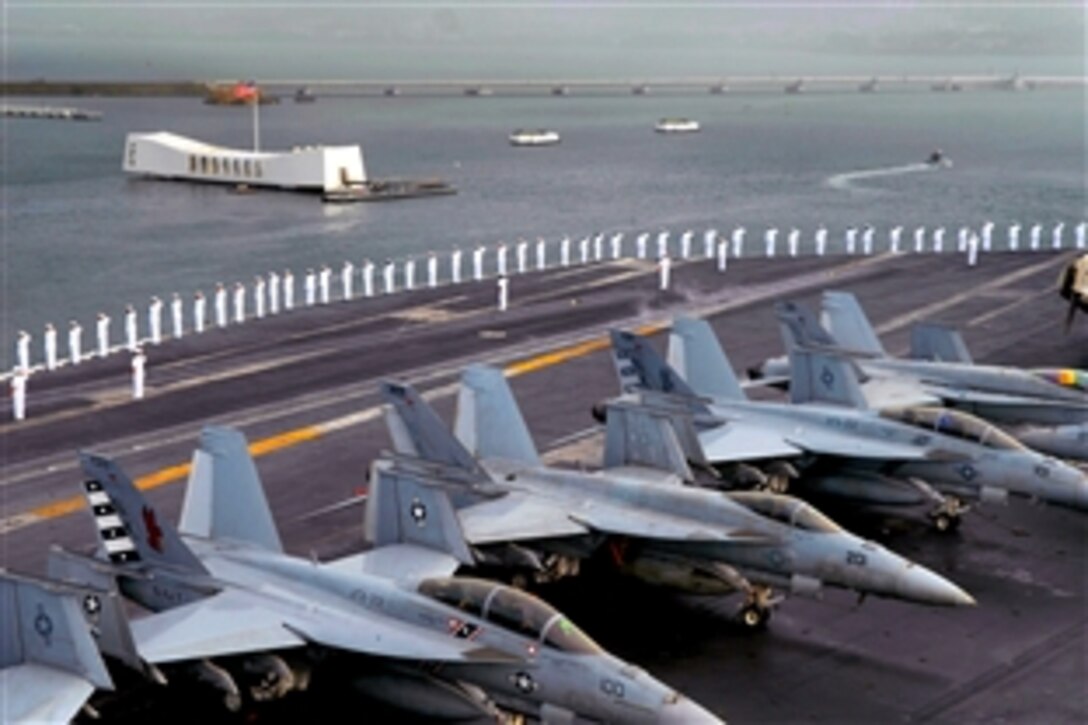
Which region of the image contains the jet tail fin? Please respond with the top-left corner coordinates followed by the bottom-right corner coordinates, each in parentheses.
top-left (381, 381), bottom-right (491, 481)
top-left (775, 300), bottom-right (840, 352)
top-left (667, 316), bottom-right (747, 401)
top-left (79, 452), bottom-right (207, 575)
top-left (363, 460), bottom-right (475, 568)
top-left (910, 322), bottom-right (973, 363)
top-left (789, 348), bottom-right (870, 409)
top-left (602, 399), bottom-right (702, 479)
top-left (609, 329), bottom-right (714, 416)
top-left (821, 291), bottom-right (886, 357)
top-left (0, 570), bottom-right (114, 691)
top-left (455, 365), bottom-right (541, 466)
top-left (178, 426), bottom-right (284, 553)
top-left (46, 547), bottom-right (144, 674)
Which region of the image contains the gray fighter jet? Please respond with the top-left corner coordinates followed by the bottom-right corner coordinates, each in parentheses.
top-left (0, 569), bottom-right (133, 723)
top-left (379, 367), bottom-right (973, 631)
top-left (752, 291), bottom-right (1087, 460)
top-left (620, 319), bottom-right (1088, 531)
top-left (71, 426), bottom-right (716, 724)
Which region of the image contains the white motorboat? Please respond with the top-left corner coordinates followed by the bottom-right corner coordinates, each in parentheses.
top-left (655, 118), bottom-right (700, 133)
top-left (509, 129), bottom-right (561, 146)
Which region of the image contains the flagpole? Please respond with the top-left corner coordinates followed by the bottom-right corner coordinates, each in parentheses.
top-left (252, 96), bottom-right (260, 152)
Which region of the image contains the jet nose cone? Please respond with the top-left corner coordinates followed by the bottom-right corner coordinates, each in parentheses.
top-left (660, 696), bottom-right (725, 725)
top-left (897, 564), bottom-right (975, 607)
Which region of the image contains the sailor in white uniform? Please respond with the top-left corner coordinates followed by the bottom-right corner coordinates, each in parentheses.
top-left (913, 226), bottom-right (926, 254)
top-left (148, 296), bottom-right (163, 344)
top-left (342, 261), bottom-right (355, 300)
top-left (497, 242), bottom-right (509, 277)
top-left (560, 236), bottom-right (571, 267)
top-left (193, 291), bottom-right (207, 334)
top-left (980, 220), bottom-right (995, 252)
top-left (862, 225), bottom-right (875, 255)
top-left (171, 292), bottom-right (184, 338)
top-left (451, 248), bottom-right (464, 284)
top-left (679, 230), bottom-right (693, 259)
top-left (635, 232), bottom-right (648, 260)
top-left (404, 257), bottom-right (416, 291)
top-left (283, 270), bottom-right (295, 311)
top-left (535, 238), bottom-right (547, 270)
top-left (383, 259), bottom-right (396, 294)
top-left (658, 252), bottom-right (672, 291)
top-left (131, 347), bottom-right (146, 400)
top-left (1052, 222), bottom-right (1065, 250)
top-left (10, 368), bottom-right (27, 421)
top-left (305, 268), bottom-right (317, 306)
top-left (497, 274), bottom-right (509, 312)
top-left (932, 227), bottom-right (946, 254)
top-left (267, 272), bottom-right (280, 315)
top-left (254, 276), bottom-right (266, 318)
top-left (96, 312), bottom-right (111, 357)
top-left (233, 282), bottom-right (246, 323)
top-left (68, 320), bottom-right (82, 365)
top-left (427, 252), bottom-right (439, 288)
top-left (214, 283), bottom-right (228, 327)
top-left (1029, 223), bottom-right (1042, 250)
top-left (889, 225), bottom-right (903, 254)
top-left (656, 230), bottom-right (669, 260)
top-left (956, 226), bottom-right (970, 253)
top-left (578, 236), bottom-right (590, 265)
top-left (319, 265), bottom-right (332, 304)
top-left (703, 229), bottom-right (717, 259)
top-left (472, 245), bottom-right (486, 281)
top-left (717, 238), bottom-right (728, 271)
top-left (124, 305), bottom-right (138, 351)
top-left (815, 226), bottom-right (828, 256)
top-left (516, 239), bottom-right (528, 274)
top-left (16, 330), bottom-right (31, 372)
top-left (764, 227), bottom-right (778, 257)
top-left (731, 227), bottom-right (746, 258)
top-left (593, 233), bottom-right (604, 262)
top-left (362, 259), bottom-right (375, 297)
top-left (966, 233), bottom-right (980, 266)
top-left (844, 227), bottom-right (858, 255)
top-left (43, 323), bottom-right (57, 371)
top-left (1008, 222), bottom-right (1022, 251)
top-left (610, 232), bottom-right (623, 260)
top-left (787, 228), bottom-right (800, 257)
top-left (1076, 221), bottom-right (1086, 250)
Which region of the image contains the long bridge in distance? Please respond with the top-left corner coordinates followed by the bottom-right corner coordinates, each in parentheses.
top-left (249, 74), bottom-right (1083, 97)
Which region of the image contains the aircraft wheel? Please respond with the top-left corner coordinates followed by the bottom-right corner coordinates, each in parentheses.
top-left (739, 604), bottom-right (770, 630)
top-left (932, 512), bottom-right (961, 533)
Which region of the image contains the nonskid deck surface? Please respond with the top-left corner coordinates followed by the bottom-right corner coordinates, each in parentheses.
top-left (3, 250), bottom-right (1085, 723)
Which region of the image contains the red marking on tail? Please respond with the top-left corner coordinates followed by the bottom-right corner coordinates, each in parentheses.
top-left (142, 506), bottom-right (164, 553)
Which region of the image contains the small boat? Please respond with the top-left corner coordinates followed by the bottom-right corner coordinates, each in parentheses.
top-left (655, 118), bottom-right (700, 133)
top-left (294, 87), bottom-right (316, 103)
top-left (926, 148), bottom-right (953, 168)
top-left (509, 129), bottom-right (561, 147)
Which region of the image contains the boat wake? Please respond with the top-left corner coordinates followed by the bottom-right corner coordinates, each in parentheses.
top-left (825, 162), bottom-right (937, 192)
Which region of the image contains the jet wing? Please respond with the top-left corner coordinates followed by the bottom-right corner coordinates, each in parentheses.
top-left (130, 589), bottom-right (306, 664)
top-left (132, 587), bottom-right (520, 665)
top-left (459, 491), bottom-right (590, 545)
top-left (324, 545), bottom-right (461, 584)
top-left (859, 378), bottom-right (943, 409)
top-left (0, 665), bottom-right (95, 724)
top-left (570, 504), bottom-right (772, 544)
top-left (785, 427), bottom-right (946, 461)
top-left (697, 423), bottom-right (804, 463)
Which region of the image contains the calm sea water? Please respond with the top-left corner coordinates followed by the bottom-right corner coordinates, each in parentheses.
top-left (2, 90), bottom-right (1085, 365)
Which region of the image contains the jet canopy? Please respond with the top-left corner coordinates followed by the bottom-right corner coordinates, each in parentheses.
top-left (418, 577), bottom-right (602, 655)
top-left (880, 407), bottom-right (1025, 450)
top-left (729, 492), bottom-right (842, 533)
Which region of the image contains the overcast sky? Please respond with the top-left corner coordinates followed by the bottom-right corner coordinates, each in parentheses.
top-left (5, 1), bottom-right (1085, 81)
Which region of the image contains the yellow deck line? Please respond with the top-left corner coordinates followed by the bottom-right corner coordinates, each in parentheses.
top-left (9, 326), bottom-right (665, 532)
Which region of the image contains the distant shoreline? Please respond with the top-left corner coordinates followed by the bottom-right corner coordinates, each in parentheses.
top-left (1, 81), bottom-right (207, 97)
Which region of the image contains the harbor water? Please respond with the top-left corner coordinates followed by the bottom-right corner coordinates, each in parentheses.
top-left (2, 89), bottom-right (1085, 366)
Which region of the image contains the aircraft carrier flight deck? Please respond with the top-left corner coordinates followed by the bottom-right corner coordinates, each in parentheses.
top-left (2, 249), bottom-right (1085, 723)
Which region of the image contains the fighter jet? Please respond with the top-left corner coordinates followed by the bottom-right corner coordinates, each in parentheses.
top-left (626, 319), bottom-right (1088, 529)
top-left (752, 292), bottom-right (1087, 461)
top-left (0, 569), bottom-right (132, 723)
top-left (71, 426), bottom-right (716, 724)
top-left (379, 367), bottom-right (973, 631)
